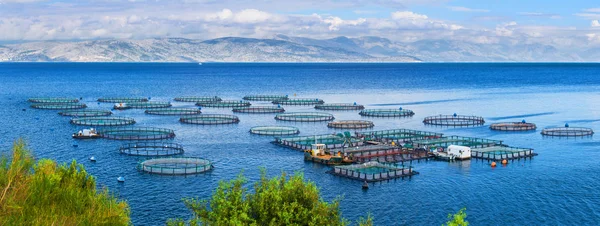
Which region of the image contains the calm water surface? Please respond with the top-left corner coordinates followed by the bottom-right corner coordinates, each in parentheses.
top-left (1, 63), bottom-right (600, 225)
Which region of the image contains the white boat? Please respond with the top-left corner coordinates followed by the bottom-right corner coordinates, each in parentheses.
top-left (73, 128), bottom-right (100, 139)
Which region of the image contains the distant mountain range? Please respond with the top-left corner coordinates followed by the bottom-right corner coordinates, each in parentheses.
top-left (0, 35), bottom-right (594, 62)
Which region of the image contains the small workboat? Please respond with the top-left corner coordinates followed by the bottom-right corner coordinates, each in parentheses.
top-left (362, 181), bottom-right (369, 189)
top-left (72, 128), bottom-right (101, 139)
top-left (113, 102), bottom-right (129, 110)
top-left (89, 156), bottom-right (96, 162)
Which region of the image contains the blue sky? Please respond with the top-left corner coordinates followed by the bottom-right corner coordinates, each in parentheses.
top-left (0, 0), bottom-right (599, 48)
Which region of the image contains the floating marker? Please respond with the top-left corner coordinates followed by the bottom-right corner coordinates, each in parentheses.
top-left (117, 176), bottom-right (125, 182)
top-left (565, 123), bottom-right (569, 128)
top-left (89, 156), bottom-right (96, 162)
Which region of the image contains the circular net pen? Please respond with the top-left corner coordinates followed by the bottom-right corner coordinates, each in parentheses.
top-left (243, 95), bottom-right (288, 101)
top-left (138, 157), bottom-right (213, 175)
top-left (197, 100), bottom-right (251, 108)
top-left (28, 97), bottom-right (79, 103)
top-left (174, 96), bottom-right (222, 102)
top-left (490, 122), bottom-right (537, 131)
top-left (272, 98), bottom-right (324, 105)
top-left (70, 116), bottom-right (136, 126)
top-left (180, 114), bottom-right (240, 125)
top-left (328, 120), bottom-right (374, 129)
top-left (114, 101), bottom-right (172, 109)
top-left (145, 108), bottom-right (201, 116)
top-left (31, 103), bottom-right (87, 110)
top-left (119, 142), bottom-right (184, 156)
top-left (98, 127), bottom-right (176, 140)
top-left (98, 97), bottom-right (148, 103)
top-left (423, 115), bottom-right (485, 126)
top-left (232, 106), bottom-right (285, 114)
top-left (59, 109), bottom-right (112, 117)
top-left (250, 126), bottom-right (300, 136)
top-left (359, 109), bottom-right (415, 117)
top-left (541, 127), bottom-right (594, 137)
top-left (275, 112), bottom-right (334, 122)
top-left (315, 103), bottom-right (365, 110)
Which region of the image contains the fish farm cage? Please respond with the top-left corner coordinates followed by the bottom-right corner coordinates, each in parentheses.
top-left (114, 101), bottom-right (172, 109)
top-left (58, 109), bottom-right (112, 117)
top-left (275, 112), bottom-right (335, 122)
top-left (98, 127), bottom-right (176, 140)
top-left (412, 135), bottom-right (503, 149)
top-left (232, 106), bottom-right (285, 114)
top-left (174, 96), bottom-right (222, 102)
top-left (471, 146), bottom-right (537, 161)
top-left (331, 162), bottom-right (417, 182)
top-left (541, 127), bottom-right (594, 137)
top-left (328, 120), bottom-right (374, 129)
top-left (423, 114), bottom-right (485, 126)
top-left (274, 134), bottom-right (363, 151)
top-left (70, 116), bottom-right (136, 126)
top-left (97, 97), bottom-right (148, 103)
top-left (145, 108), bottom-right (202, 115)
top-left (243, 95), bottom-right (288, 101)
top-left (31, 103), bottom-right (87, 110)
top-left (250, 126), bottom-right (300, 136)
top-left (272, 98), bottom-right (324, 105)
top-left (357, 129), bottom-right (444, 142)
top-left (490, 122), bottom-right (537, 131)
top-left (359, 109), bottom-right (415, 117)
top-left (138, 157), bottom-right (213, 175)
top-left (197, 100), bottom-right (251, 108)
top-left (315, 103), bottom-right (365, 110)
top-left (28, 97), bottom-right (79, 103)
top-left (180, 114), bottom-right (240, 125)
top-left (119, 142), bottom-right (184, 156)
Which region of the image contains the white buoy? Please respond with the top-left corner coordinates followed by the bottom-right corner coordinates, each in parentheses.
top-left (89, 156), bottom-right (96, 162)
top-left (117, 176), bottom-right (125, 182)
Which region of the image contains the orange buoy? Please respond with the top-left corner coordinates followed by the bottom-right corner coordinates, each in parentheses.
top-left (491, 162), bottom-right (497, 167)
top-left (501, 159), bottom-right (508, 165)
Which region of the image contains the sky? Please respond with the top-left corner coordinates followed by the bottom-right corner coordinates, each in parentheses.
top-left (1, 0), bottom-right (600, 48)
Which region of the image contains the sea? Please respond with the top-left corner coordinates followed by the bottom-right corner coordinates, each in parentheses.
top-left (1, 63), bottom-right (600, 225)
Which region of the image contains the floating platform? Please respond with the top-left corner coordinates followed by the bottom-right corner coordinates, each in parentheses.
top-left (274, 134), bottom-right (363, 151)
top-left (98, 97), bottom-right (148, 103)
top-left (357, 129), bottom-right (444, 142)
top-left (315, 103), bottom-right (365, 110)
top-left (137, 157), bottom-right (213, 175)
top-left (243, 95), bottom-right (288, 101)
top-left (423, 115), bottom-right (485, 126)
top-left (31, 103), bottom-right (87, 110)
top-left (174, 96), bottom-right (221, 102)
top-left (331, 162), bottom-right (417, 182)
top-left (250, 126), bottom-right (300, 136)
top-left (341, 146), bottom-right (431, 163)
top-left (359, 109), bottom-right (415, 117)
top-left (70, 116), bottom-right (136, 126)
top-left (114, 101), bottom-right (172, 109)
top-left (232, 106), bottom-right (285, 113)
top-left (98, 127), bottom-right (175, 140)
top-left (28, 97), bottom-right (79, 103)
top-left (180, 114), bottom-right (240, 125)
top-left (197, 100), bottom-right (251, 108)
top-left (275, 112), bottom-right (334, 122)
top-left (272, 98), bottom-right (324, 105)
top-left (145, 108), bottom-right (201, 115)
top-left (119, 142), bottom-right (184, 156)
top-left (471, 146), bottom-right (537, 160)
top-left (541, 127), bottom-right (594, 136)
top-left (328, 120), bottom-right (374, 129)
top-left (412, 135), bottom-right (503, 149)
top-left (59, 109), bottom-right (112, 117)
top-left (490, 122), bottom-right (537, 131)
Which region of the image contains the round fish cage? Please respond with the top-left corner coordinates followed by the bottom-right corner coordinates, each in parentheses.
top-left (275, 112), bottom-right (334, 122)
top-left (541, 127), bottom-right (594, 136)
top-left (243, 95), bottom-right (288, 101)
top-left (98, 127), bottom-right (175, 140)
top-left (59, 109), bottom-right (112, 117)
top-left (328, 120), bottom-right (374, 129)
top-left (272, 98), bottom-right (324, 105)
top-left (250, 126), bottom-right (300, 136)
top-left (98, 97), bottom-right (148, 103)
top-left (114, 101), bottom-right (172, 109)
top-left (359, 109), bottom-right (415, 117)
top-left (315, 103), bottom-right (365, 110)
top-left (31, 103), bottom-right (87, 110)
top-left (138, 157), bottom-right (213, 175)
top-left (119, 142), bottom-right (184, 156)
top-left (28, 97), bottom-right (79, 103)
top-left (180, 114), bottom-right (240, 125)
top-left (145, 108), bottom-right (201, 116)
top-left (70, 116), bottom-right (136, 126)
top-left (232, 106), bottom-right (285, 114)
top-left (197, 100), bottom-right (251, 108)
top-left (174, 96), bottom-right (222, 102)
top-left (490, 122), bottom-right (537, 131)
top-left (423, 115), bottom-right (485, 126)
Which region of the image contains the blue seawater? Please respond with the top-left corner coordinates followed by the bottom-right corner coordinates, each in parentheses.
top-left (1, 63), bottom-right (600, 225)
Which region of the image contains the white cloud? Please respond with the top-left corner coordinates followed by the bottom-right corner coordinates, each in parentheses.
top-left (519, 12), bottom-right (561, 19)
top-left (593, 20), bottom-right (600, 28)
top-left (495, 21), bottom-right (517, 36)
top-left (391, 11), bottom-right (428, 20)
top-left (233, 9), bottom-right (273, 24)
top-left (448, 6), bottom-right (489, 13)
top-left (585, 8), bottom-right (600, 13)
